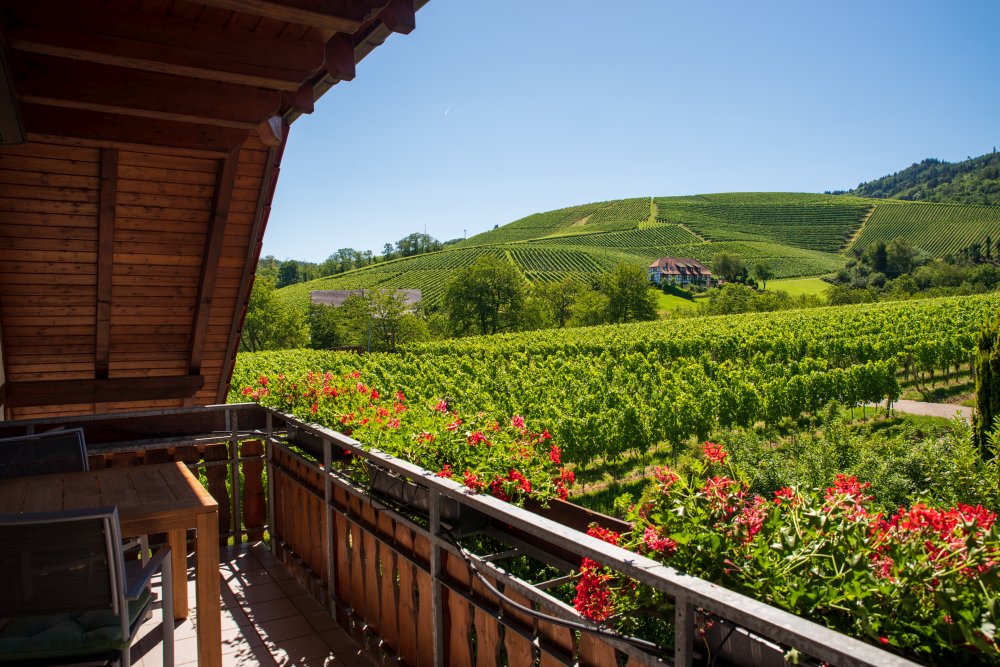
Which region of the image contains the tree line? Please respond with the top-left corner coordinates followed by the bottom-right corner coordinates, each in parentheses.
top-left (240, 257), bottom-right (662, 352)
top-left (257, 231), bottom-right (458, 288)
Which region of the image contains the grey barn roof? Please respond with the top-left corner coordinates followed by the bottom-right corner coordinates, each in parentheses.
top-left (310, 289), bottom-right (423, 307)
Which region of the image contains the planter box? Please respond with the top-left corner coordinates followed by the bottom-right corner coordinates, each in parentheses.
top-left (285, 425), bottom-right (352, 462)
top-left (370, 468), bottom-right (488, 535)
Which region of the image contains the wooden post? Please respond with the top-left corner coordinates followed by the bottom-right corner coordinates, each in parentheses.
top-left (241, 440), bottom-right (265, 541)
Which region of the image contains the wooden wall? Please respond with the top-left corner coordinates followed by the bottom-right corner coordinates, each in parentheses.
top-left (0, 134), bottom-right (271, 419)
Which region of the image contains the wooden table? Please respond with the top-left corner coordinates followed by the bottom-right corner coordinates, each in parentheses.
top-left (0, 462), bottom-right (221, 667)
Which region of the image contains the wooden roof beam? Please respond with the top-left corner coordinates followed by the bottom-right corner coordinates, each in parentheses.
top-left (22, 104), bottom-right (248, 155)
top-left (324, 33), bottom-right (356, 81)
top-left (3, 3), bottom-right (327, 92)
top-left (188, 0), bottom-right (389, 33)
top-left (379, 0), bottom-right (415, 34)
top-left (11, 53), bottom-right (281, 129)
top-left (4, 375), bottom-right (205, 408)
top-left (188, 152), bottom-right (241, 378)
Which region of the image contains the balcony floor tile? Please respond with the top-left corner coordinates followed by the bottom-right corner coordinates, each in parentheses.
top-left (132, 542), bottom-right (371, 667)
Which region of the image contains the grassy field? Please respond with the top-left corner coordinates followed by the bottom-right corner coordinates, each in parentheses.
top-left (654, 290), bottom-right (699, 313)
top-left (767, 276), bottom-right (830, 299)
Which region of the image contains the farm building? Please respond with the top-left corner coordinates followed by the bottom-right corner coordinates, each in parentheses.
top-left (311, 288), bottom-right (422, 308)
top-left (648, 257), bottom-right (714, 286)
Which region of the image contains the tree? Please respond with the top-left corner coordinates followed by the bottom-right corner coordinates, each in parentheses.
top-left (886, 237), bottom-right (918, 277)
top-left (711, 253), bottom-right (745, 282)
top-left (277, 260), bottom-right (301, 288)
top-left (568, 288), bottom-right (610, 327)
top-left (366, 288), bottom-right (410, 352)
top-left (751, 262), bottom-right (774, 290)
top-left (863, 240), bottom-right (888, 274)
top-left (603, 263), bottom-right (658, 324)
top-left (537, 277), bottom-right (581, 327)
top-left (975, 312), bottom-right (1000, 454)
top-left (444, 256), bottom-right (526, 336)
top-left (308, 303), bottom-right (343, 349)
top-left (240, 276), bottom-right (308, 351)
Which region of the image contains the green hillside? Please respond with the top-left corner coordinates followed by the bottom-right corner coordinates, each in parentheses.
top-left (850, 150), bottom-right (1000, 205)
top-left (278, 191), bottom-right (999, 310)
top-left (849, 200), bottom-right (1000, 257)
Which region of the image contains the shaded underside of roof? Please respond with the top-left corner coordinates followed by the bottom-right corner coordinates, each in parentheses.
top-left (0, 0), bottom-right (425, 419)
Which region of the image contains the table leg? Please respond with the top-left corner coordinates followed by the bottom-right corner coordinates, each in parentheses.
top-left (195, 511), bottom-right (222, 667)
top-left (167, 528), bottom-right (188, 620)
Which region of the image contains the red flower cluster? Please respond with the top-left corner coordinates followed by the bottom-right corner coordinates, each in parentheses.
top-left (703, 441), bottom-right (728, 464)
top-left (436, 463), bottom-right (453, 478)
top-left (573, 558), bottom-right (614, 621)
top-left (773, 486), bottom-right (796, 505)
top-left (642, 526), bottom-right (677, 555)
top-left (573, 525), bottom-right (624, 621)
top-left (548, 444), bottom-right (562, 465)
top-left (554, 467), bottom-right (575, 500)
top-left (463, 470), bottom-right (483, 491)
top-left (653, 466), bottom-right (680, 488)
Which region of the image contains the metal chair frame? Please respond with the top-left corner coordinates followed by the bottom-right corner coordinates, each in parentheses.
top-left (0, 506), bottom-right (174, 667)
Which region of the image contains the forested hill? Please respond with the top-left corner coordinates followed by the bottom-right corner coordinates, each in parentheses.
top-left (849, 150), bottom-right (1000, 205)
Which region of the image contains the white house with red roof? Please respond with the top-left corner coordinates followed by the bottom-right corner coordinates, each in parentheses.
top-left (648, 257), bottom-right (714, 286)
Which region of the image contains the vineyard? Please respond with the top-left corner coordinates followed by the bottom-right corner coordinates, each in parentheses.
top-left (233, 292), bottom-right (999, 467)
top-left (654, 193), bottom-right (872, 252)
top-left (849, 199), bottom-right (1000, 256)
top-left (277, 191), bottom-right (999, 311)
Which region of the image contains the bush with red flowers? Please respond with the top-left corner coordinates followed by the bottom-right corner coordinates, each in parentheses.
top-left (244, 371), bottom-right (573, 505)
top-left (574, 441), bottom-right (1000, 664)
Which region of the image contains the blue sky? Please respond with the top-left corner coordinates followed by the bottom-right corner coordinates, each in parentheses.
top-left (263, 0), bottom-right (1000, 262)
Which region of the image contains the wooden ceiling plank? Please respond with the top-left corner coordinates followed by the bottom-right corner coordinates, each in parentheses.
top-left (11, 53), bottom-right (281, 128)
top-left (5, 4), bottom-right (326, 91)
top-left (22, 105), bottom-right (248, 155)
top-left (95, 148), bottom-right (117, 379)
top-left (188, 151), bottom-right (240, 376)
top-left (4, 375), bottom-right (205, 407)
top-left (187, 0), bottom-right (387, 33)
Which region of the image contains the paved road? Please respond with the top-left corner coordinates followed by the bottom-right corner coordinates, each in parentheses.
top-left (872, 399), bottom-right (974, 424)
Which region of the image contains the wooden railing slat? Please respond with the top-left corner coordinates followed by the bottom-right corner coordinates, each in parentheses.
top-left (443, 551), bottom-right (474, 666)
top-left (413, 532), bottom-right (435, 667)
top-left (377, 512), bottom-right (399, 658)
top-left (394, 522), bottom-right (420, 666)
top-left (240, 440), bottom-right (265, 541)
top-left (504, 586), bottom-right (538, 667)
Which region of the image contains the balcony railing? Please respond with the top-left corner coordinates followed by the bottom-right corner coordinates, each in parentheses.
top-left (0, 404), bottom-right (918, 667)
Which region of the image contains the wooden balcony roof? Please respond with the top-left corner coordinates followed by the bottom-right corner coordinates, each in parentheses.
top-left (0, 0), bottom-right (424, 419)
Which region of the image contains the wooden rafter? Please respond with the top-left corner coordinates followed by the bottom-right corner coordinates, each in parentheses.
top-left (21, 104), bottom-right (249, 155)
top-left (324, 33), bottom-right (356, 81)
top-left (379, 0), bottom-right (416, 34)
top-left (11, 53), bottom-right (281, 129)
top-left (95, 148), bottom-right (117, 379)
top-left (4, 3), bottom-right (327, 92)
top-left (187, 0), bottom-right (389, 33)
top-left (188, 151), bottom-right (241, 378)
top-left (4, 375), bottom-right (205, 408)
top-left (216, 125), bottom-right (288, 403)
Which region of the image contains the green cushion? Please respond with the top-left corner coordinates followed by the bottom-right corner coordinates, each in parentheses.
top-left (0, 589), bottom-right (150, 663)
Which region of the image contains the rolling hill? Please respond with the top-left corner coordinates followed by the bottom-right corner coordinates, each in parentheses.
top-left (278, 192), bottom-right (999, 311)
top-left (850, 150), bottom-right (1000, 205)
